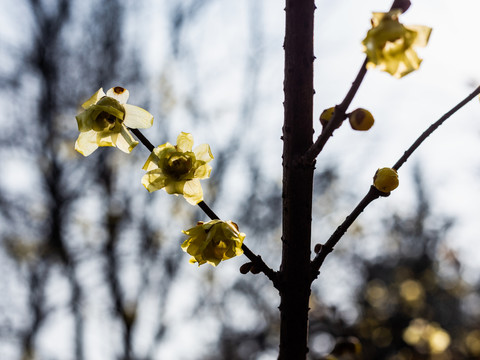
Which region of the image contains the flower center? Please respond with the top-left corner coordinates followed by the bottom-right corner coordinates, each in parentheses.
top-left (212, 240), bottom-right (227, 258)
top-left (92, 96), bottom-right (125, 132)
top-left (165, 153), bottom-right (194, 179)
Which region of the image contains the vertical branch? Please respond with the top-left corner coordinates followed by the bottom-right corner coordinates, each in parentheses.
top-left (279, 0), bottom-right (315, 358)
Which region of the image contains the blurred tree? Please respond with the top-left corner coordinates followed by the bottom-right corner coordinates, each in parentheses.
top-left (0, 0), bottom-right (284, 359)
top-left (0, 0), bottom-right (175, 359)
top-left (0, 1), bottom-right (479, 359)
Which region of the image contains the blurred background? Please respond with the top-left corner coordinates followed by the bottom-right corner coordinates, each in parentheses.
top-left (0, 0), bottom-right (479, 359)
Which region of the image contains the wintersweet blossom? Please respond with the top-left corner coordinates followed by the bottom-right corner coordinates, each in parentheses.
top-left (362, 10), bottom-right (431, 78)
top-left (75, 87), bottom-right (153, 156)
top-left (141, 132), bottom-right (213, 205)
top-left (181, 220), bottom-right (245, 266)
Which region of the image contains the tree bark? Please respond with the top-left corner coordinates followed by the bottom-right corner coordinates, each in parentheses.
top-left (279, 0), bottom-right (315, 359)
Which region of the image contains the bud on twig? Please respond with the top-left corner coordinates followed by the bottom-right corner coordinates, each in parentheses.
top-left (240, 262), bottom-right (254, 274)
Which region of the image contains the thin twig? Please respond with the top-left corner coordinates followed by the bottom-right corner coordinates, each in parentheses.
top-left (197, 201), bottom-right (220, 220)
top-left (311, 85), bottom-right (480, 280)
top-left (130, 128), bottom-right (155, 152)
top-left (131, 130), bottom-right (279, 286)
top-left (393, 85), bottom-right (480, 171)
top-left (311, 186), bottom-right (387, 280)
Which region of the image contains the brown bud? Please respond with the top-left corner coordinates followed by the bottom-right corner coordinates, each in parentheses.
top-left (250, 265), bottom-right (261, 274)
top-left (239, 262), bottom-right (253, 274)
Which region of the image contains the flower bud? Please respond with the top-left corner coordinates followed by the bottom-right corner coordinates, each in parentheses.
top-left (373, 167), bottom-right (399, 192)
top-left (250, 265), bottom-right (261, 274)
top-left (319, 107), bottom-right (342, 129)
top-left (239, 262), bottom-right (253, 274)
top-left (349, 108), bottom-right (374, 131)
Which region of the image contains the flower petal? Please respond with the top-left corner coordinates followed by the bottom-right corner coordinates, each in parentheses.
top-left (193, 163), bottom-right (212, 179)
top-left (142, 152), bottom-right (158, 171)
top-left (75, 130), bottom-right (99, 156)
top-left (164, 179), bottom-right (186, 195)
top-left (96, 132), bottom-right (117, 147)
top-left (115, 126), bottom-right (138, 153)
top-left (76, 110), bottom-right (93, 132)
top-left (93, 104), bottom-right (125, 120)
top-left (194, 143), bottom-right (214, 163)
top-left (182, 179), bottom-right (203, 205)
top-left (142, 144), bottom-right (174, 171)
top-left (408, 25), bottom-right (432, 47)
top-left (123, 104), bottom-right (154, 129)
top-left (141, 169), bottom-right (168, 192)
top-left (106, 87), bottom-right (130, 104)
top-left (82, 88), bottom-right (105, 109)
top-left (176, 132), bottom-right (194, 152)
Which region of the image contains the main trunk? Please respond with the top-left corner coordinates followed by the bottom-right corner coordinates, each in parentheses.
top-left (279, 0), bottom-right (315, 359)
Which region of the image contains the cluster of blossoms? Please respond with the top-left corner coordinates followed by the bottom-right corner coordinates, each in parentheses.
top-left (75, 87), bottom-right (244, 267)
top-left (75, 10), bottom-right (430, 264)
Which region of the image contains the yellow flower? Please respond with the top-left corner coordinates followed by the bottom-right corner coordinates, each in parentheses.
top-left (141, 132), bottom-right (213, 205)
top-left (373, 167), bottom-right (399, 192)
top-left (75, 87), bottom-right (154, 156)
top-left (362, 10), bottom-right (432, 78)
top-left (181, 220), bottom-right (245, 266)
top-left (349, 108), bottom-right (374, 131)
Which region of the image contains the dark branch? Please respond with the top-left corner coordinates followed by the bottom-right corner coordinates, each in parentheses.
top-left (130, 128), bottom-right (155, 152)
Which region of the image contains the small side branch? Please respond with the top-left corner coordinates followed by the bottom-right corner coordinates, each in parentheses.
top-left (311, 186), bottom-right (387, 280)
top-left (130, 128), bottom-right (155, 152)
top-left (197, 200), bottom-right (220, 220)
top-left (393, 85), bottom-right (480, 171)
